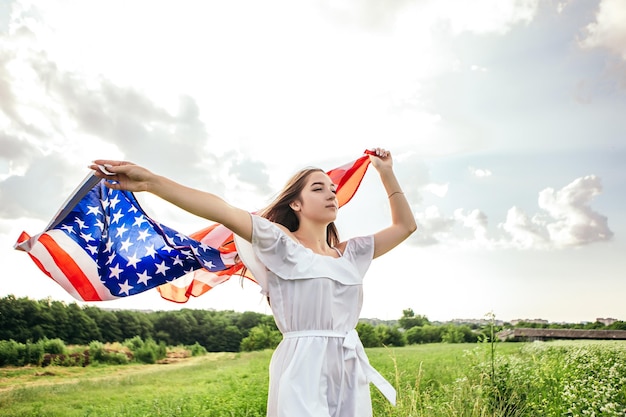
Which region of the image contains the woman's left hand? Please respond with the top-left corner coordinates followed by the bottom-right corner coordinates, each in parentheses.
top-left (368, 147), bottom-right (393, 171)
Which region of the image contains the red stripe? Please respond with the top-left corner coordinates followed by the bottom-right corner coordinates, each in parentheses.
top-left (328, 154), bottom-right (371, 207)
top-left (38, 234), bottom-right (103, 301)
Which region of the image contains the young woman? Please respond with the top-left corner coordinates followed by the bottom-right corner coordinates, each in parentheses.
top-left (90, 147), bottom-right (416, 417)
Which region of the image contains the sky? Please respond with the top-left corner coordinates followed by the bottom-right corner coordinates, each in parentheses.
top-left (1, 0), bottom-right (625, 324)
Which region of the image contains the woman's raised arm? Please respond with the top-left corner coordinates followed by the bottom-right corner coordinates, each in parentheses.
top-left (367, 149), bottom-right (417, 258)
top-left (90, 160), bottom-right (253, 242)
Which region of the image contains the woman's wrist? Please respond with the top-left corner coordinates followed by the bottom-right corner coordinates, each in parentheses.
top-left (388, 191), bottom-right (404, 198)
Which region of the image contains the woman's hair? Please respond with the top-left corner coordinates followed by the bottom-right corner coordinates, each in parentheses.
top-left (257, 167), bottom-right (340, 247)
top-left (239, 168), bottom-right (340, 304)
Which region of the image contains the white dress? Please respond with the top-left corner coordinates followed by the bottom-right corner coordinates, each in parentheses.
top-left (234, 215), bottom-right (395, 417)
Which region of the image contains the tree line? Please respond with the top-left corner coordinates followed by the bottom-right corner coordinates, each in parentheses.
top-left (2, 296), bottom-right (624, 353)
top-left (0, 295), bottom-right (275, 352)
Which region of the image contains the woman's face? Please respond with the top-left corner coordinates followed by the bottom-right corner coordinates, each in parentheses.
top-left (294, 171), bottom-right (338, 224)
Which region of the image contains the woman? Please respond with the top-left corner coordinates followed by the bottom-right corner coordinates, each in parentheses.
top-left (91, 147), bottom-right (416, 417)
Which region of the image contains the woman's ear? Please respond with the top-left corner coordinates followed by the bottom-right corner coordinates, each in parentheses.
top-left (290, 201), bottom-right (300, 211)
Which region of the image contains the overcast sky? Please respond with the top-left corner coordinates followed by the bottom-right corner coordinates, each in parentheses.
top-left (1, 0), bottom-right (625, 323)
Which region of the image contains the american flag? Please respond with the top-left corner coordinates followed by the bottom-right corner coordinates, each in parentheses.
top-left (15, 177), bottom-right (231, 301)
top-left (15, 151), bottom-right (373, 303)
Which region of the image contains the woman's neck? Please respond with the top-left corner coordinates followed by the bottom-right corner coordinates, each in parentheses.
top-left (293, 223), bottom-right (331, 253)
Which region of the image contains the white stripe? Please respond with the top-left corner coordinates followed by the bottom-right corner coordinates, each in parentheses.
top-left (46, 230), bottom-right (116, 301)
top-left (26, 236), bottom-right (85, 301)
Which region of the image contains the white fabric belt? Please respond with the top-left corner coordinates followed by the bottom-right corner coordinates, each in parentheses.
top-left (282, 329), bottom-right (397, 406)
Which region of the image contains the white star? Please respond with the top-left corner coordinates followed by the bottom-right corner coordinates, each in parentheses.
top-left (109, 263), bottom-right (124, 280)
top-left (74, 217), bottom-right (87, 229)
top-left (155, 261), bottom-right (171, 276)
top-left (115, 224), bottom-right (129, 238)
top-left (95, 218), bottom-right (105, 231)
top-left (86, 205), bottom-right (101, 216)
top-left (86, 245), bottom-right (98, 255)
top-left (175, 232), bottom-right (187, 242)
top-left (109, 194), bottom-right (121, 210)
top-left (126, 253), bottom-right (141, 268)
top-left (203, 260), bottom-right (215, 269)
top-left (118, 280), bottom-right (133, 295)
top-left (101, 197), bottom-right (109, 209)
top-left (136, 270), bottom-right (151, 285)
top-left (144, 245), bottom-right (157, 258)
top-left (199, 242), bottom-right (211, 251)
top-left (61, 224), bottom-right (75, 234)
top-left (128, 205), bottom-right (138, 214)
top-left (111, 210), bottom-right (124, 224)
top-left (172, 255), bottom-right (184, 266)
top-left (119, 238), bottom-right (133, 252)
top-left (106, 253), bottom-right (116, 265)
top-left (137, 229), bottom-right (151, 242)
top-left (80, 232), bottom-right (95, 243)
top-left (133, 216), bottom-right (148, 227)
top-left (104, 240), bottom-right (114, 253)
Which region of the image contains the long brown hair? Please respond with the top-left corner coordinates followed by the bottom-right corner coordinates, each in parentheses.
top-left (238, 168), bottom-right (341, 302)
top-left (258, 167), bottom-right (340, 247)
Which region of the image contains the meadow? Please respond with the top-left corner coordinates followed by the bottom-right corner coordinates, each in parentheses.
top-left (1, 340), bottom-right (625, 416)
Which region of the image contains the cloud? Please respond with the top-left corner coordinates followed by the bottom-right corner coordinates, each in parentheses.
top-left (422, 182), bottom-right (449, 198)
top-left (454, 208), bottom-right (490, 242)
top-left (317, 0), bottom-right (539, 35)
top-left (579, 0), bottom-right (626, 59)
top-left (499, 206), bottom-right (549, 249)
top-left (499, 175), bottom-right (613, 249)
top-left (0, 16), bottom-right (274, 222)
top-left (0, 152), bottom-right (79, 219)
top-left (412, 205), bottom-right (457, 245)
top-left (469, 166), bottom-right (492, 178)
top-left (411, 206), bottom-right (493, 247)
top-left (537, 175), bottom-right (613, 247)
top-left (433, 0), bottom-right (539, 35)
top-left (412, 174), bottom-right (612, 250)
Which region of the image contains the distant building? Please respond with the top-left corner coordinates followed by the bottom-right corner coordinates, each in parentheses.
top-left (498, 328), bottom-right (626, 342)
top-left (596, 318), bottom-right (617, 326)
top-left (510, 318), bottom-right (549, 326)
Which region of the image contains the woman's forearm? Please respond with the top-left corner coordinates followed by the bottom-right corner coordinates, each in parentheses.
top-left (378, 168), bottom-right (417, 234)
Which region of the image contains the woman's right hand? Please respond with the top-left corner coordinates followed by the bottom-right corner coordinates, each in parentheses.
top-left (89, 160), bottom-right (154, 192)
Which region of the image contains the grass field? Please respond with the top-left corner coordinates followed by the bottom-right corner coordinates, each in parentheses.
top-left (1, 341), bottom-right (625, 416)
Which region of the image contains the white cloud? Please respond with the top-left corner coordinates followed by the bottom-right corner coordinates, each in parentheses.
top-left (433, 0), bottom-right (539, 35)
top-left (579, 0), bottom-right (626, 59)
top-left (413, 205), bottom-right (456, 245)
top-left (422, 182), bottom-right (449, 198)
top-left (414, 174), bottom-right (612, 250)
top-left (537, 175), bottom-right (613, 247)
top-left (469, 166), bottom-right (493, 178)
top-left (454, 208), bottom-right (490, 242)
top-left (499, 206), bottom-right (549, 249)
top-left (499, 175), bottom-right (613, 249)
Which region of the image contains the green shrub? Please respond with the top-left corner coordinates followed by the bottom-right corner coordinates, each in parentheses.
top-left (21, 340), bottom-right (44, 366)
top-left (88, 340), bottom-right (129, 365)
top-left (130, 338), bottom-right (166, 364)
top-left (42, 338), bottom-right (66, 354)
top-left (188, 342), bottom-right (207, 356)
top-left (0, 339), bottom-right (21, 366)
top-left (123, 335), bottom-right (144, 351)
top-left (134, 346), bottom-right (157, 364)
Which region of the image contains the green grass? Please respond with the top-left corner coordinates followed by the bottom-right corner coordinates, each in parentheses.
top-left (1, 341), bottom-right (626, 416)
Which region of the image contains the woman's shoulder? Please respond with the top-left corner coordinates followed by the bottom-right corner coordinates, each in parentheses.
top-left (338, 235), bottom-right (374, 257)
top-left (250, 214), bottom-right (297, 243)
